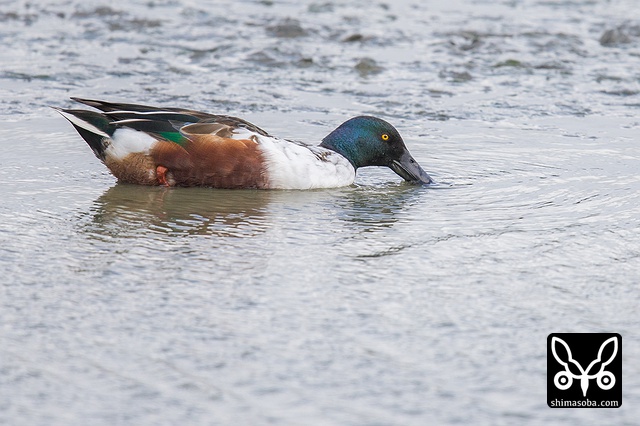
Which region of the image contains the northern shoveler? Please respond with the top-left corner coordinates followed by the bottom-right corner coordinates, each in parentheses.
top-left (56, 98), bottom-right (433, 189)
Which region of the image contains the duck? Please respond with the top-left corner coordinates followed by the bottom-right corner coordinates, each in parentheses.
top-left (55, 97), bottom-right (433, 189)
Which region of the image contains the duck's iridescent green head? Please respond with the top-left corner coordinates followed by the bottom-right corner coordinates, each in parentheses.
top-left (320, 116), bottom-right (433, 184)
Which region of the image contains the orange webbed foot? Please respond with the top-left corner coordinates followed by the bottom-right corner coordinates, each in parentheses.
top-left (156, 165), bottom-right (171, 186)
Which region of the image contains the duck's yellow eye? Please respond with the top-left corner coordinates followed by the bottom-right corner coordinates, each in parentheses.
top-left (381, 133), bottom-right (389, 141)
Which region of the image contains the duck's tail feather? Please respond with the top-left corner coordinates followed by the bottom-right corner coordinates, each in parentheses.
top-left (70, 97), bottom-right (213, 120)
top-left (70, 97), bottom-right (272, 137)
top-left (71, 97), bottom-right (166, 114)
top-left (54, 107), bottom-right (116, 161)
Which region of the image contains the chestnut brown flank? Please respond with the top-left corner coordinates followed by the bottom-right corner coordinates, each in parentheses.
top-left (105, 152), bottom-right (158, 185)
top-left (151, 135), bottom-right (269, 189)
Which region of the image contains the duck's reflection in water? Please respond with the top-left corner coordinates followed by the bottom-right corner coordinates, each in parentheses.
top-left (84, 184), bottom-right (274, 238)
top-left (334, 184), bottom-right (428, 233)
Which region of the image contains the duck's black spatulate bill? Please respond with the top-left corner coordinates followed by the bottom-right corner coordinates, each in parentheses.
top-left (390, 149), bottom-right (433, 184)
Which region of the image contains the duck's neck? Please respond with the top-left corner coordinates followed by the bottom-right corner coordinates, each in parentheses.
top-left (320, 130), bottom-right (360, 168)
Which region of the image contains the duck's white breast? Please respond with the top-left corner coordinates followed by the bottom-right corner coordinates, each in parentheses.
top-left (257, 136), bottom-right (355, 189)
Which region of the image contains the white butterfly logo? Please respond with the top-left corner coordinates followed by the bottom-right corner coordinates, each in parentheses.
top-left (551, 336), bottom-right (618, 397)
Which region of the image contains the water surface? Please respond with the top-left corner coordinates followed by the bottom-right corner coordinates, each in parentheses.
top-left (1, 0), bottom-right (639, 425)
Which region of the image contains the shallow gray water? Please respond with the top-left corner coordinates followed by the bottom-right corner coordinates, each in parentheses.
top-left (1, 0), bottom-right (640, 425)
